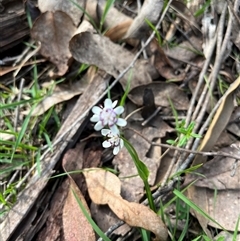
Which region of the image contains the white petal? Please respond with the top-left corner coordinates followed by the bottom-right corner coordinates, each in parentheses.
top-left (119, 139), bottom-right (124, 149)
top-left (110, 125), bottom-right (120, 135)
top-left (101, 129), bottom-right (111, 136)
top-left (104, 99), bottom-right (112, 108)
top-left (92, 106), bottom-right (102, 114)
top-left (113, 146), bottom-right (119, 155)
top-left (117, 118), bottom-right (127, 127)
top-left (114, 106), bottom-right (124, 115)
top-left (90, 115), bottom-right (100, 122)
top-left (102, 140), bottom-right (111, 148)
top-left (112, 100), bottom-right (118, 108)
top-left (94, 122), bottom-right (104, 131)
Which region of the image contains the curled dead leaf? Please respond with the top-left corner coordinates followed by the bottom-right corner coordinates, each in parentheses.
top-left (69, 31), bottom-right (158, 90)
top-left (83, 168), bottom-right (168, 241)
top-left (31, 11), bottom-right (76, 76)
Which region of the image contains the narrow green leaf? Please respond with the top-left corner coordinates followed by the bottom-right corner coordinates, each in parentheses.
top-left (173, 189), bottom-right (225, 230)
top-left (10, 103), bottom-right (38, 162)
top-left (72, 189), bottom-right (111, 241)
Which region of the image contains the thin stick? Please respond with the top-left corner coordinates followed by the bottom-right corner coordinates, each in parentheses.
top-left (126, 127), bottom-right (240, 161)
top-left (178, 3), bottom-right (228, 166)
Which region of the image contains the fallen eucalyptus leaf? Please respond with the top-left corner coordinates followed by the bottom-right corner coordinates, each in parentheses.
top-left (70, 31), bottom-right (158, 90)
top-left (31, 11), bottom-right (76, 76)
top-left (23, 79), bottom-right (89, 116)
top-left (83, 168), bottom-right (168, 241)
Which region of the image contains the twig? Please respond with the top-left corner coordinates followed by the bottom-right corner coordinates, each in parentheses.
top-left (179, 4), bottom-right (234, 169)
top-left (124, 107), bottom-right (144, 121)
top-left (126, 127), bottom-right (240, 160)
top-left (178, 4), bottom-right (228, 167)
top-left (141, 106), bottom-right (161, 126)
top-left (194, 3), bottom-right (229, 133)
top-left (13, 41), bottom-right (41, 78)
top-left (227, 0), bottom-right (240, 24)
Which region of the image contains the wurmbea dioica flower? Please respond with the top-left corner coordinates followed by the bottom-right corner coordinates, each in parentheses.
top-left (90, 98), bottom-right (126, 155)
top-left (101, 129), bottom-right (124, 155)
top-left (90, 98), bottom-right (127, 133)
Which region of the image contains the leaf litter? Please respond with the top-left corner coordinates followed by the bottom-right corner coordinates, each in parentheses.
top-left (1, 0), bottom-right (240, 240)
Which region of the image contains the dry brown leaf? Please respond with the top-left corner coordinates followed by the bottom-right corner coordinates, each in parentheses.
top-left (214, 131), bottom-right (237, 150)
top-left (69, 31), bottom-right (158, 90)
top-left (38, 0), bottom-right (85, 26)
top-left (85, 0), bottom-right (132, 41)
top-left (76, 19), bottom-right (96, 34)
top-left (62, 142), bottom-right (86, 188)
top-left (193, 75), bottom-right (240, 165)
top-left (31, 11), bottom-right (76, 76)
top-left (124, 0), bottom-right (164, 39)
top-left (84, 0), bottom-right (98, 25)
top-left (227, 101), bottom-right (240, 135)
top-left (23, 79), bottom-right (88, 116)
top-left (83, 168), bottom-right (168, 241)
top-left (105, 20), bottom-right (133, 42)
top-left (128, 82), bottom-right (189, 110)
top-left (62, 179), bottom-right (95, 241)
top-left (186, 143), bottom-right (240, 231)
top-left (61, 142), bottom-right (95, 241)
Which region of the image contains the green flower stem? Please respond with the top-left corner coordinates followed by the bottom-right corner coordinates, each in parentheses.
top-left (122, 137), bottom-right (156, 212)
top-left (143, 180), bottom-right (156, 212)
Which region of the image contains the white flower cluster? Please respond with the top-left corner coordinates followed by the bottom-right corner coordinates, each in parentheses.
top-left (90, 99), bottom-right (126, 155)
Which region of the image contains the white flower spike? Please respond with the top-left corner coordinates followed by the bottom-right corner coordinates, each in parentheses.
top-left (101, 129), bottom-right (124, 155)
top-left (90, 98), bottom-right (127, 133)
